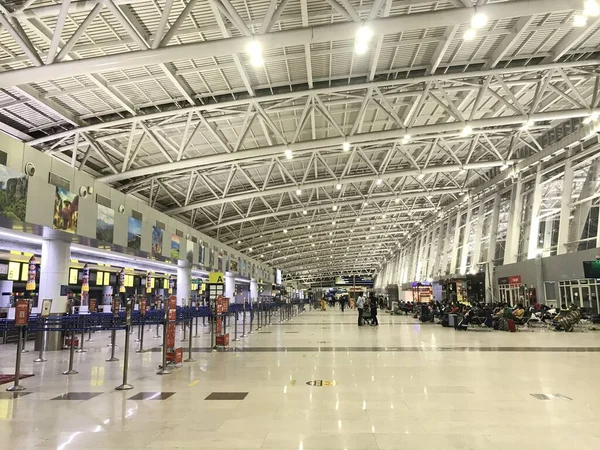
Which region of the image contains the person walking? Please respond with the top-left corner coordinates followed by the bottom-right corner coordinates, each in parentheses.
top-left (369, 293), bottom-right (379, 327)
top-left (357, 295), bottom-right (365, 326)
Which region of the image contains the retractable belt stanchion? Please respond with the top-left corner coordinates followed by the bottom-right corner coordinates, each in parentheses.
top-left (241, 308), bottom-right (246, 338)
top-left (116, 300), bottom-right (134, 390)
top-left (211, 311), bottom-right (217, 351)
top-left (7, 327), bottom-right (26, 391)
top-left (233, 311), bottom-right (239, 341)
top-left (77, 316), bottom-right (87, 353)
top-left (136, 298), bottom-right (147, 353)
top-left (34, 316), bottom-right (48, 363)
top-left (63, 327), bottom-right (78, 375)
top-left (249, 308), bottom-right (253, 334)
top-left (21, 327), bottom-right (29, 353)
top-left (184, 316), bottom-right (195, 362)
top-left (157, 310), bottom-right (172, 375)
top-left (257, 304), bottom-right (261, 330)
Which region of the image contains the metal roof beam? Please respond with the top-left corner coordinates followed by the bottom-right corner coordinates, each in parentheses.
top-left (0, 0), bottom-right (583, 89)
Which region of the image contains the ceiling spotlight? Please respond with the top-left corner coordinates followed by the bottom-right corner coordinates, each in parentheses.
top-left (354, 25), bottom-right (373, 55)
top-left (463, 29), bottom-right (476, 41)
top-left (356, 218), bottom-right (360, 222)
top-left (312, 243), bottom-right (315, 247)
top-left (285, 148), bottom-right (293, 160)
top-left (283, 229), bottom-right (288, 233)
top-left (350, 229), bottom-right (354, 232)
top-left (461, 125), bottom-right (473, 136)
top-left (583, 112), bottom-right (599, 124)
top-left (329, 232), bottom-right (333, 235)
top-left (336, 183), bottom-right (342, 190)
top-left (584, 0), bottom-right (600, 17)
top-left (363, 202), bottom-right (369, 207)
top-left (248, 247), bottom-right (253, 252)
top-left (417, 173), bottom-right (425, 180)
top-left (237, 240), bottom-right (241, 244)
top-left (260, 254), bottom-right (264, 258)
top-left (332, 221), bottom-right (336, 225)
top-left (268, 242), bottom-right (272, 247)
top-left (573, 14), bottom-right (588, 27)
top-left (309, 235), bottom-right (313, 239)
top-left (376, 178), bottom-right (382, 185)
top-left (332, 205), bottom-right (338, 211)
top-left (395, 198), bottom-right (400, 204)
top-left (471, 12), bottom-right (488, 29)
top-left (288, 239), bottom-right (292, 243)
top-left (247, 40), bottom-right (263, 67)
top-left (500, 163), bottom-right (509, 171)
top-left (303, 210), bottom-right (307, 215)
top-left (342, 141), bottom-right (350, 152)
top-left (382, 214), bottom-right (387, 218)
top-left (307, 225), bottom-right (311, 229)
top-left (329, 241), bottom-right (333, 244)
top-left (521, 119), bottom-right (534, 131)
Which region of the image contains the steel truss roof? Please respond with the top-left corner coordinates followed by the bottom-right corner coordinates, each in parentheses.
top-left (0, 0), bottom-right (599, 284)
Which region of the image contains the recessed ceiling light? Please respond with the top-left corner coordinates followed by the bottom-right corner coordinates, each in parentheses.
top-left (471, 12), bottom-right (488, 29)
top-left (342, 141), bottom-right (350, 151)
top-left (463, 29), bottom-right (476, 40)
top-left (285, 148), bottom-right (293, 159)
top-left (296, 189), bottom-right (302, 195)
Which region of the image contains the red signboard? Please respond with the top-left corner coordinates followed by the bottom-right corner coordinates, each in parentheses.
top-left (112, 298), bottom-right (120, 316)
top-left (216, 334), bottom-right (229, 346)
top-left (166, 323), bottom-right (176, 348)
top-left (169, 295), bottom-right (177, 310)
top-left (15, 299), bottom-right (29, 326)
top-left (508, 275), bottom-right (522, 285)
top-left (216, 316), bottom-right (222, 334)
top-left (140, 298), bottom-right (147, 315)
top-left (168, 308), bottom-right (176, 321)
top-left (89, 299), bottom-right (96, 312)
top-left (222, 298), bottom-right (230, 313)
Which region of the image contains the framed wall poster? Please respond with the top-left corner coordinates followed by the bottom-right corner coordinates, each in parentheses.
top-left (96, 204), bottom-right (114, 243)
top-left (0, 165), bottom-right (28, 222)
top-left (151, 226), bottom-right (163, 257)
top-left (53, 187), bottom-right (79, 233)
top-left (170, 234), bottom-right (180, 260)
top-left (127, 216), bottom-right (142, 249)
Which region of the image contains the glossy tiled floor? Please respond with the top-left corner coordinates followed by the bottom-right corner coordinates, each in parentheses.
top-left (2, 307), bottom-right (600, 449)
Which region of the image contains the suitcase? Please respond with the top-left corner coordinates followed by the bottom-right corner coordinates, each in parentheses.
top-left (448, 314), bottom-right (457, 328)
top-left (507, 319), bottom-right (516, 332)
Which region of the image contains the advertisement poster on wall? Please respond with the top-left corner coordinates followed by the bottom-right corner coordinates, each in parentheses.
top-left (186, 239), bottom-right (194, 263)
top-left (199, 244), bottom-right (205, 266)
top-left (96, 204), bottom-right (114, 243)
top-left (151, 226), bottom-right (163, 257)
top-left (0, 165), bottom-right (28, 222)
top-left (171, 234), bottom-right (180, 260)
top-left (53, 187), bottom-right (79, 233)
top-left (230, 259), bottom-right (238, 273)
top-left (127, 216), bottom-right (142, 249)
top-left (209, 247), bottom-right (215, 269)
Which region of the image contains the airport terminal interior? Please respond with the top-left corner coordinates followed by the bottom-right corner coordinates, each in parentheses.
top-left (0, 0), bottom-right (599, 448)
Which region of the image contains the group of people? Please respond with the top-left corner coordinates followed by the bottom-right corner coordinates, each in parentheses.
top-left (356, 292), bottom-right (378, 327)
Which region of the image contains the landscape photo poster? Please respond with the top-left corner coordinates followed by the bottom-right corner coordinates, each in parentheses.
top-left (96, 205), bottom-right (114, 243)
top-left (53, 187), bottom-right (79, 233)
top-left (127, 216), bottom-right (142, 249)
top-left (152, 226), bottom-right (163, 257)
top-left (170, 234), bottom-right (180, 260)
top-left (186, 239), bottom-right (194, 263)
top-left (0, 165), bottom-right (28, 222)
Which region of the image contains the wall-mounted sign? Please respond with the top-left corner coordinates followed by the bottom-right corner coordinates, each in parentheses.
top-left (209, 272), bottom-right (224, 284)
top-left (26, 256), bottom-right (37, 291)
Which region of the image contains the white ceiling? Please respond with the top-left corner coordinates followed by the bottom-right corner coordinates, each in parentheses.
top-left (0, 0), bottom-right (599, 283)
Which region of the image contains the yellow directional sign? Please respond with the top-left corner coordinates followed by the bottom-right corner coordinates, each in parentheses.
top-left (209, 272), bottom-right (224, 284)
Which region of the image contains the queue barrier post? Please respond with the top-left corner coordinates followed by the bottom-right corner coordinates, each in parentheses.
top-left (194, 316), bottom-right (199, 337)
top-left (116, 321), bottom-right (133, 390)
top-left (21, 328), bottom-right (29, 353)
top-left (157, 316), bottom-right (172, 375)
top-left (77, 318), bottom-right (87, 353)
top-left (34, 318), bottom-right (47, 363)
top-left (211, 313), bottom-right (217, 351)
top-left (6, 327), bottom-right (26, 391)
top-left (233, 311), bottom-right (239, 341)
top-left (184, 318), bottom-right (195, 362)
top-left (136, 316), bottom-right (146, 353)
top-left (106, 330), bottom-right (119, 362)
top-left (62, 330), bottom-right (79, 375)
top-left (248, 309), bottom-right (253, 334)
top-left (154, 323), bottom-right (161, 339)
top-left (241, 309), bottom-right (246, 338)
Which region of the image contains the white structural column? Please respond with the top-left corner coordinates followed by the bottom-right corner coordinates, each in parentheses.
top-left (440, 216), bottom-right (453, 275)
top-left (459, 200), bottom-right (473, 275)
top-left (470, 201), bottom-right (486, 273)
top-left (250, 279), bottom-right (258, 301)
top-left (504, 175), bottom-right (523, 264)
top-left (432, 223), bottom-right (445, 278)
top-left (39, 239), bottom-right (70, 313)
top-left (176, 260), bottom-right (191, 306)
top-left (410, 237), bottom-right (420, 281)
top-left (224, 274), bottom-right (235, 299)
top-left (527, 166), bottom-right (544, 259)
top-left (417, 231), bottom-right (430, 280)
top-left (449, 211), bottom-right (462, 274)
top-left (557, 156), bottom-right (574, 255)
top-left (487, 193), bottom-right (501, 266)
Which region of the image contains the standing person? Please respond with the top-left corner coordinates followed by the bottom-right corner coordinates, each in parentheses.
top-left (340, 295), bottom-right (346, 312)
top-left (369, 293), bottom-right (378, 327)
top-left (357, 294), bottom-right (365, 326)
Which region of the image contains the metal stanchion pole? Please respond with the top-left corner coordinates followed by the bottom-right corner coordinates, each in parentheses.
top-left (77, 327), bottom-right (87, 353)
top-left (241, 309), bottom-right (246, 338)
top-left (181, 319), bottom-right (187, 342)
top-left (184, 319), bottom-right (195, 362)
top-left (203, 316), bottom-right (206, 327)
top-left (157, 317), bottom-right (172, 374)
top-left (21, 327), bottom-right (29, 353)
top-left (136, 317), bottom-right (146, 353)
top-left (194, 316), bottom-right (199, 337)
top-left (211, 313), bottom-right (217, 351)
top-left (106, 330), bottom-right (119, 362)
top-left (154, 323), bottom-right (161, 339)
top-left (34, 318), bottom-right (48, 362)
top-left (7, 328), bottom-right (26, 391)
top-left (249, 309), bottom-right (253, 334)
top-left (116, 323), bottom-right (133, 390)
top-left (86, 326), bottom-right (93, 342)
top-left (135, 323), bottom-right (141, 343)
top-left (233, 311), bottom-right (239, 341)
top-left (63, 330), bottom-right (78, 375)
top-left (257, 305), bottom-right (261, 330)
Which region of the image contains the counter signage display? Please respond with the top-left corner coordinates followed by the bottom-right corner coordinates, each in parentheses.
top-left (89, 299), bottom-right (96, 312)
top-left (40, 299), bottom-right (52, 318)
top-left (15, 299), bottom-right (29, 326)
top-left (26, 256), bottom-right (37, 291)
top-left (140, 298), bottom-right (147, 315)
top-left (7, 261), bottom-right (20, 280)
top-left (81, 264), bottom-right (89, 293)
top-left (146, 273), bottom-right (152, 294)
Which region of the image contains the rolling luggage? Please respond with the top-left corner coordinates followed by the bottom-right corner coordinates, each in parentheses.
top-left (507, 319), bottom-right (516, 332)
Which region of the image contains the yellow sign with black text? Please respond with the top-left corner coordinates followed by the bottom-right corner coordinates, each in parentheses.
top-left (208, 272), bottom-right (224, 284)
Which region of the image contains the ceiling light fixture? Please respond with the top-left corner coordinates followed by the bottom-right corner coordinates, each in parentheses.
top-left (247, 40), bottom-right (263, 67)
top-left (417, 173), bottom-right (425, 180)
top-left (285, 148), bottom-right (293, 160)
top-left (296, 188), bottom-right (302, 195)
top-left (336, 183), bottom-right (342, 190)
top-left (463, 28), bottom-right (476, 40)
top-left (573, 14), bottom-right (588, 26)
top-left (354, 25), bottom-right (373, 55)
top-left (303, 210), bottom-right (307, 215)
top-left (376, 178), bottom-right (382, 185)
top-left (248, 247), bottom-right (253, 252)
top-left (471, 12), bottom-right (488, 29)
top-left (332, 205), bottom-right (338, 211)
top-left (342, 141), bottom-right (350, 152)
top-left (461, 125), bottom-right (473, 136)
top-left (283, 229), bottom-right (288, 233)
top-left (584, 0), bottom-right (600, 16)
top-left (583, 112), bottom-right (599, 124)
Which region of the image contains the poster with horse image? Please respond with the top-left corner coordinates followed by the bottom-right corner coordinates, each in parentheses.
top-left (53, 187), bottom-right (79, 233)
top-left (0, 165), bottom-right (28, 222)
top-left (127, 216), bottom-right (142, 249)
